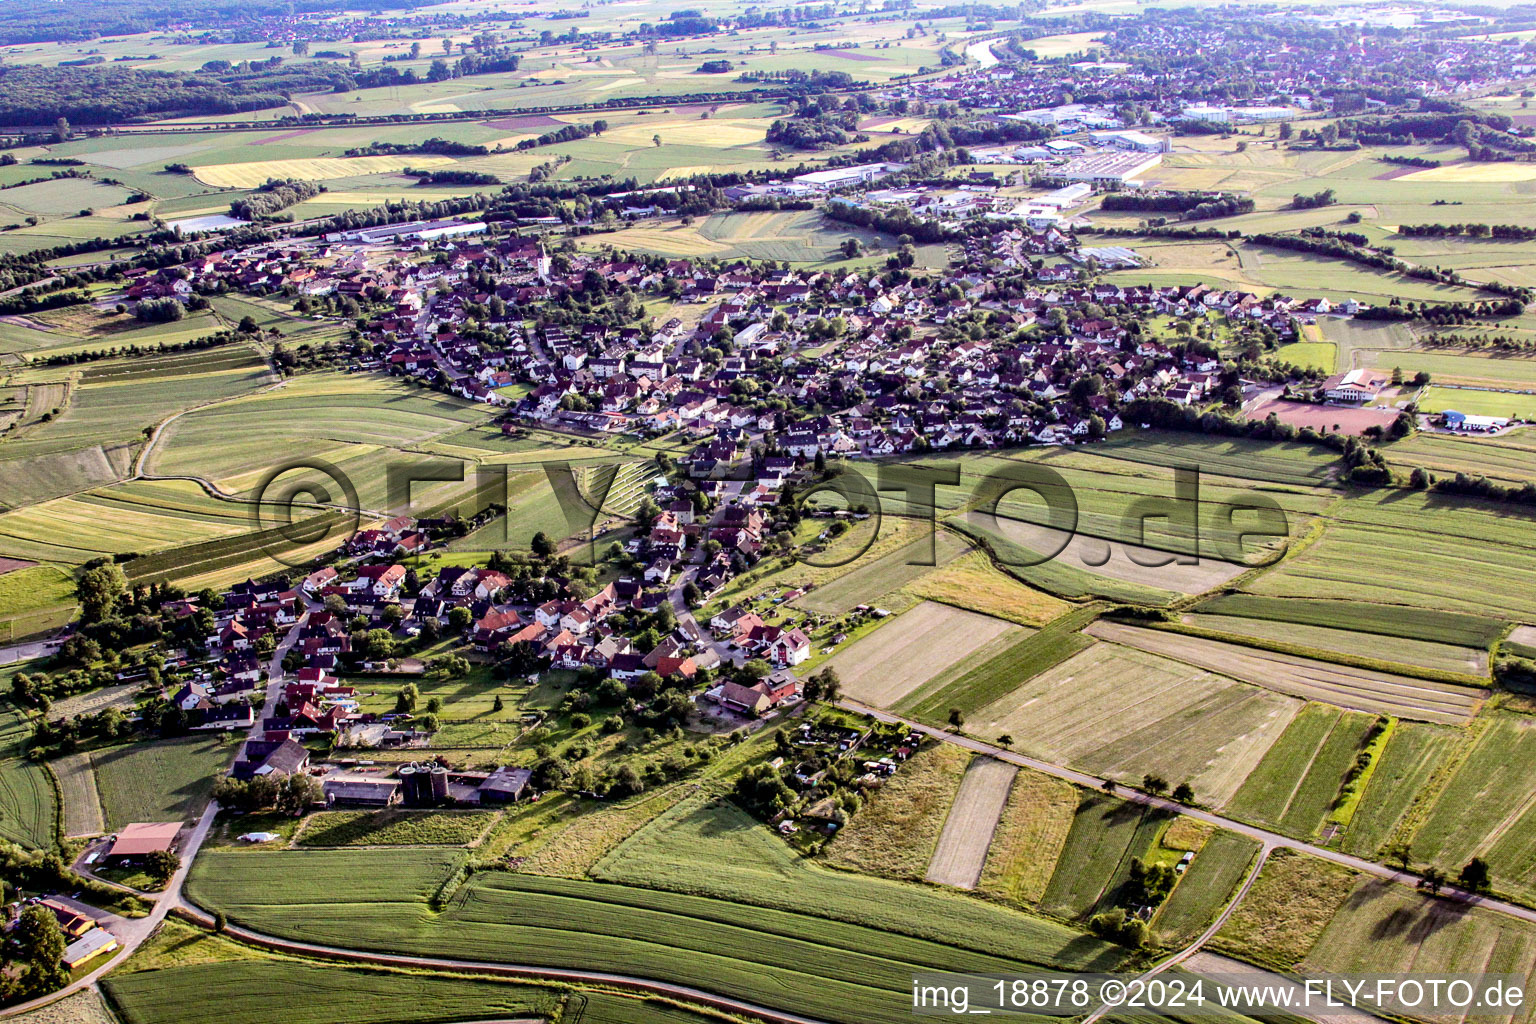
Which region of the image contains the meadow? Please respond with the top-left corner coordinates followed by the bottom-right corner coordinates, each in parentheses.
top-left (977, 769), bottom-right (1078, 908)
top-left (822, 743), bottom-right (969, 881)
top-left (1037, 793), bottom-right (1156, 922)
top-left (1152, 830), bottom-right (1261, 946)
top-left (1181, 613), bottom-right (1488, 676)
top-left (1213, 848), bottom-right (1359, 969)
top-left (1339, 721), bottom-right (1462, 860)
top-left (1384, 429), bottom-right (1536, 484)
top-left (89, 734), bottom-right (235, 829)
top-left (0, 564), bottom-right (76, 642)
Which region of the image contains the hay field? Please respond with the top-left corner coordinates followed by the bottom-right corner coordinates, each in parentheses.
top-left (825, 601), bottom-right (1026, 707)
top-left (1214, 847), bottom-right (1359, 968)
top-left (969, 641), bottom-right (1298, 807)
top-left (1085, 622), bottom-right (1485, 724)
top-left (192, 155), bottom-right (455, 187)
top-left (925, 757), bottom-right (1017, 890)
top-left (1181, 614), bottom-right (1488, 676)
top-left (900, 548), bottom-right (1069, 627)
top-left (977, 769), bottom-right (1077, 906)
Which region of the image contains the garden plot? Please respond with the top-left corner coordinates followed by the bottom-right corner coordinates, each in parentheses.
top-left (1085, 622), bottom-right (1486, 724)
top-left (970, 642), bottom-right (1298, 807)
top-left (925, 757), bottom-right (1017, 890)
top-left (824, 601), bottom-right (1026, 708)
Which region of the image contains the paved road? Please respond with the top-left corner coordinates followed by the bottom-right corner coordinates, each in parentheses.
top-left (838, 699), bottom-right (1536, 926)
top-left (1082, 845), bottom-right (1274, 1024)
top-left (0, 802), bottom-right (218, 1017)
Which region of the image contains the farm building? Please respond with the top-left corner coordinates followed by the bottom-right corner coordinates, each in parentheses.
top-left (106, 822), bottom-right (182, 862)
top-left (38, 899), bottom-right (94, 939)
top-left (323, 775), bottom-right (402, 808)
top-left (477, 766), bottom-right (533, 804)
top-left (61, 928), bottom-right (118, 969)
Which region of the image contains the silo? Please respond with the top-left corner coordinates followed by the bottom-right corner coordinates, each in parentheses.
top-left (428, 764), bottom-right (450, 804)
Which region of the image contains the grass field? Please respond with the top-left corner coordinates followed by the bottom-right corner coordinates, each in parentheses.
top-left (1153, 830), bottom-right (1261, 946)
top-left (900, 547), bottom-right (1071, 626)
top-left (964, 640), bottom-right (1299, 808)
top-left (1419, 385), bottom-right (1536, 420)
top-left (1226, 705), bottom-right (1377, 839)
top-left (1213, 848), bottom-right (1359, 968)
top-left (823, 742), bottom-right (969, 881)
top-left (90, 734), bottom-right (234, 829)
top-left (794, 529), bottom-right (969, 615)
top-left (0, 564), bottom-right (75, 641)
top-left (1192, 593), bottom-right (1504, 648)
top-left (978, 769), bottom-right (1078, 907)
top-left (104, 957), bottom-right (562, 1024)
top-left (1384, 429), bottom-right (1536, 484)
top-left (924, 756), bottom-right (1017, 890)
top-left (1038, 793), bottom-right (1153, 922)
top-left (53, 750), bottom-right (104, 838)
top-left (295, 810), bottom-right (499, 848)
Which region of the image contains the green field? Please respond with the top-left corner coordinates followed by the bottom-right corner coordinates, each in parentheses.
top-left (1340, 721), bottom-right (1462, 859)
top-left (1181, 613), bottom-right (1487, 676)
top-left (1213, 848), bottom-right (1359, 969)
top-left (188, 807), bottom-right (1128, 1024)
top-left (1227, 705), bottom-right (1376, 839)
top-left (90, 734), bottom-right (235, 829)
top-left (1384, 429), bottom-right (1536, 484)
top-left (1152, 831), bottom-right (1261, 946)
top-left (103, 959), bottom-right (563, 1024)
top-left (0, 564), bottom-right (76, 642)
top-left (1191, 593), bottom-right (1504, 648)
top-left (1419, 385), bottom-right (1536, 420)
top-left (0, 709), bottom-right (57, 848)
top-left (1038, 793), bottom-right (1151, 921)
top-left (1409, 714), bottom-right (1536, 902)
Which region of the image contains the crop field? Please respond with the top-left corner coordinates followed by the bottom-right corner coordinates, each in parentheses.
top-left (0, 479), bottom-right (271, 567)
top-left (796, 530), bottom-right (970, 614)
top-left (1038, 794), bottom-right (1152, 921)
top-left (1410, 714), bottom-right (1536, 902)
top-left (978, 769), bottom-right (1078, 907)
top-left (103, 959), bottom-right (561, 1024)
top-left (0, 564), bottom-right (75, 641)
top-left (1152, 831), bottom-right (1261, 946)
top-left (1384, 430), bottom-right (1536, 484)
top-left (1246, 489), bottom-right (1536, 621)
top-left (191, 155), bottom-right (456, 188)
top-left (90, 734), bottom-right (234, 829)
top-left (1340, 722), bottom-right (1462, 859)
top-left (295, 810), bottom-right (499, 848)
top-left (191, 810), bottom-right (1127, 1024)
top-left (967, 641), bottom-right (1299, 808)
top-left (925, 757), bottom-right (1017, 890)
top-left (1191, 593), bottom-right (1504, 648)
top-left (1226, 704), bottom-right (1377, 838)
top-left (823, 743), bottom-right (970, 881)
top-left (1214, 848), bottom-right (1359, 968)
top-left (826, 601), bottom-right (1025, 708)
top-left (0, 711), bottom-right (56, 848)
top-left (1085, 622), bottom-right (1485, 724)
top-left (52, 750), bottom-right (104, 838)
top-left (1300, 877), bottom-right (1536, 997)
top-left (1180, 613), bottom-right (1488, 676)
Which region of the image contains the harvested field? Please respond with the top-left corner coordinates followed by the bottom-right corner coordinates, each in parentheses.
top-left (969, 642), bottom-right (1299, 807)
top-left (191, 155), bottom-right (454, 187)
top-left (52, 752), bottom-right (103, 837)
top-left (978, 770), bottom-right (1077, 906)
top-left (925, 757), bottom-right (1017, 890)
top-left (826, 601), bottom-right (1026, 707)
top-left (1182, 613), bottom-right (1488, 676)
top-left (49, 683), bottom-right (138, 720)
top-left (1084, 622), bottom-right (1486, 724)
